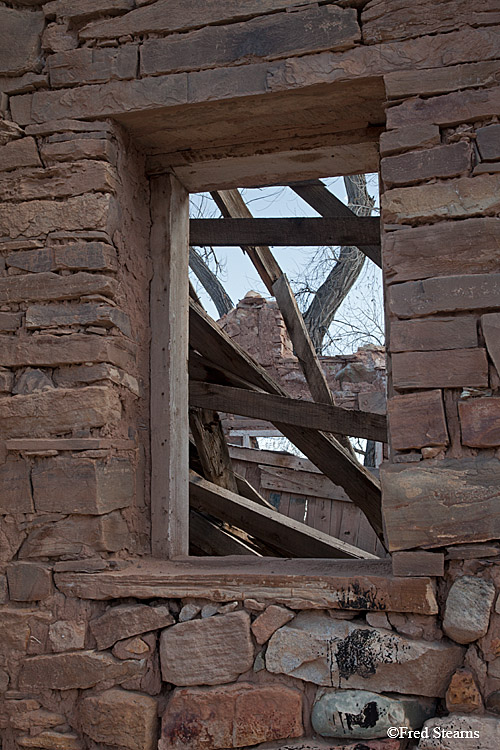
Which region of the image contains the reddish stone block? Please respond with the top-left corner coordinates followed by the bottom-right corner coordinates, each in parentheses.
top-left (445, 669), bottom-right (483, 713)
top-left (79, 688), bottom-right (158, 750)
top-left (7, 562), bottom-right (53, 601)
top-left (388, 390), bottom-right (448, 450)
top-left (379, 123), bottom-right (440, 157)
top-left (251, 605), bottom-right (295, 645)
top-left (160, 683), bottom-right (303, 750)
top-left (392, 350), bottom-right (488, 390)
top-left (386, 86), bottom-right (500, 129)
top-left (389, 274), bottom-right (500, 318)
top-left (390, 317), bottom-right (478, 353)
top-left (477, 123), bottom-right (500, 162)
top-left (459, 397), bottom-right (500, 447)
top-left (0, 137), bottom-right (41, 172)
top-left (0, 458), bottom-right (33, 513)
top-left (381, 142), bottom-right (471, 188)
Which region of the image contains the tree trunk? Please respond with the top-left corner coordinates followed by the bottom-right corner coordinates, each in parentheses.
top-left (189, 246), bottom-right (234, 318)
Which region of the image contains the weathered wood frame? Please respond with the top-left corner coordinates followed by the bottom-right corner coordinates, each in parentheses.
top-left (149, 128), bottom-right (384, 562)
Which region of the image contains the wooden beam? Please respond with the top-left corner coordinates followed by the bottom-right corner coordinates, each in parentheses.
top-left (189, 299), bottom-right (384, 539)
top-left (189, 471), bottom-right (376, 560)
top-left (291, 179), bottom-right (381, 267)
top-left (189, 407), bottom-right (238, 493)
top-left (150, 174), bottom-right (190, 559)
top-left (189, 382), bottom-right (387, 442)
top-left (259, 465), bottom-right (350, 503)
top-left (190, 509), bottom-right (261, 557)
top-left (190, 217), bottom-right (380, 248)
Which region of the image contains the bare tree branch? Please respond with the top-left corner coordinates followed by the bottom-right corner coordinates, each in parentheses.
top-left (189, 246), bottom-right (234, 318)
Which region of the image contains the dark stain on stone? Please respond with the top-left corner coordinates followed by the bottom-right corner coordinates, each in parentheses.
top-left (164, 712), bottom-right (202, 746)
top-left (337, 581), bottom-right (385, 611)
top-left (335, 628), bottom-right (379, 679)
top-left (344, 701), bottom-right (379, 731)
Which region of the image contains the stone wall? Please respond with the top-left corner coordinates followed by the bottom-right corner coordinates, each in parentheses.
top-left (1, 1), bottom-right (500, 749)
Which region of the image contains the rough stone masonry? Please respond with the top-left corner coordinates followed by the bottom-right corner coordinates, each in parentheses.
top-left (1, 0), bottom-right (500, 749)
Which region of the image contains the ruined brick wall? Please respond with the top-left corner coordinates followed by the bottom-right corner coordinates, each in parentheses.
top-left (1, 1), bottom-right (500, 749)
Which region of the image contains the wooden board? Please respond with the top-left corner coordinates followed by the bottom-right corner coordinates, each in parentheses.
top-left (189, 406), bottom-right (238, 492)
top-left (291, 180), bottom-right (381, 267)
top-left (190, 217), bottom-right (380, 248)
top-left (150, 175), bottom-right (189, 558)
top-left (191, 382), bottom-right (387, 442)
top-left (189, 510), bottom-right (260, 557)
top-left (260, 465), bottom-right (350, 503)
top-left (54, 557), bottom-right (439, 614)
top-left (189, 471), bottom-right (374, 559)
top-left (228, 445), bottom-right (321, 474)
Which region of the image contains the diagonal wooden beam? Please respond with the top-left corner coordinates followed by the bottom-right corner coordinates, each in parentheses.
top-left (291, 180), bottom-right (381, 267)
top-left (189, 471), bottom-right (377, 560)
top-left (189, 299), bottom-right (384, 539)
top-left (189, 382), bottom-right (387, 443)
top-left (189, 407), bottom-right (238, 493)
top-left (190, 217), bottom-right (380, 248)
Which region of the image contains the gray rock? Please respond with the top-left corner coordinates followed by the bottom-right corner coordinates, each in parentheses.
top-left (443, 576), bottom-right (495, 644)
top-left (312, 688), bottom-right (435, 739)
top-left (178, 603), bottom-right (201, 622)
top-left (418, 714), bottom-right (500, 749)
top-left (265, 611), bottom-right (464, 697)
top-left (13, 368), bottom-right (54, 395)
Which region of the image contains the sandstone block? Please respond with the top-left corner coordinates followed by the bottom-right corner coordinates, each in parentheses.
top-left (19, 509), bottom-right (129, 558)
top-left (0, 7), bottom-right (44, 76)
top-left (40, 137), bottom-right (117, 165)
top-left (390, 317), bottom-right (478, 353)
top-left (384, 218), bottom-right (500, 284)
top-left (24, 75), bottom-right (188, 126)
top-left (0, 137), bottom-right (41, 172)
top-left (362, 0), bottom-right (500, 44)
top-left (387, 613), bottom-right (442, 642)
top-left (0, 312), bottom-right (22, 332)
top-left (49, 620), bottom-right (86, 652)
top-left (8, 242), bottom-right (117, 273)
top-left (0, 385), bottom-right (121, 439)
top-left (0, 608), bottom-right (51, 654)
top-left (384, 60), bottom-right (500, 99)
top-left (49, 45), bottom-right (137, 88)
top-left (482, 313), bottom-right (500, 377)
top-left (0, 458), bottom-right (33, 512)
top-left (7, 562), bottom-right (53, 601)
top-left (443, 576), bottom-right (495, 644)
top-left (0, 271), bottom-right (117, 304)
top-left (392, 552), bottom-right (445, 578)
top-left (459, 397), bottom-right (500, 447)
top-left (160, 611), bottom-right (253, 686)
top-left (26, 302), bottom-right (131, 336)
top-left (382, 458), bottom-right (500, 550)
top-left (392, 350), bottom-right (488, 390)
top-left (365, 612), bottom-right (391, 630)
top-left (141, 6), bottom-right (359, 77)
top-left (0, 161), bottom-right (117, 202)
top-left (379, 124), bottom-right (440, 157)
top-left (0, 193), bottom-right (113, 239)
top-left (32, 455), bottom-right (134, 514)
top-left (13, 369), bottom-right (54, 396)
top-left (418, 715), bottom-right (500, 749)
top-left (53, 362), bottom-right (139, 395)
top-left (91, 604), bottom-right (173, 649)
top-left (251, 604), bottom-right (295, 645)
top-left (388, 390), bottom-right (448, 450)
top-left (387, 86), bottom-right (500, 130)
top-left (382, 173), bottom-right (500, 224)
top-left (445, 669), bottom-right (483, 713)
top-left (79, 688), bottom-right (157, 750)
top-left (17, 732), bottom-right (82, 749)
top-left (312, 688), bottom-right (435, 739)
top-left (19, 650), bottom-right (143, 691)
top-left (477, 124), bottom-right (500, 162)
top-left (0, 368), bottom-right (14, 393)
top-left (159, 682), bottom-right (303, 750)
top-left (389, 274), bottom-right (500, 318)
top-left (44, 0), bottom-right (133, 24)
top-left (113, 632), bottom-right (156, 660)
top-left (266, 612), bottom-right (464, 697)
top-left (0, 334), bottom-right (134, 372)
top-left (381, 142), bottom-right (471, 188)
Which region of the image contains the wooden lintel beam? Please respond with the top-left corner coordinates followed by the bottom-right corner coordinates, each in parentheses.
top-left (190, 382), bottom-right (387, 443)
top-left (189, 471), bottom-right (376, 560)
top-left (291, 180), bottom-right (381, 267)
top-left (190, 217), bottom-right (380, 248)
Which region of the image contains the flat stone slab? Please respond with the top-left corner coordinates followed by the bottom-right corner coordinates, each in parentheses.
top-left (266, 612), bottom-right (464, 697)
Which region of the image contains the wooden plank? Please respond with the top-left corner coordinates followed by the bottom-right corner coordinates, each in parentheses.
top-left (189, 406), bottom-right (238, 493)
top-left (260, 466), bottom-right (350, 503)
top-left (392, 551), bottom-right (445, 578)
top-left (291, 180), bottom-right (381, 267)
top-left (189, 510), bottom-right (260, 557)
top-left (191, 382), bottom-right (387, 442)
top-left (234, 472), bottom-right (274, 510)
top-left (54, 558), bottom-right (439, 614)
top-left (189, 299), bottom-right (383, 538)
top-left (150, 174), bottom-right (189, 558)
top-left (339, 503), bottom-right (361, 549)
top-left (190, 217), bottom-right (380, 248)
top-left (228, 445), bottom-right (321, 474)
top-left (189, 470), bottom-right (374, 560)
